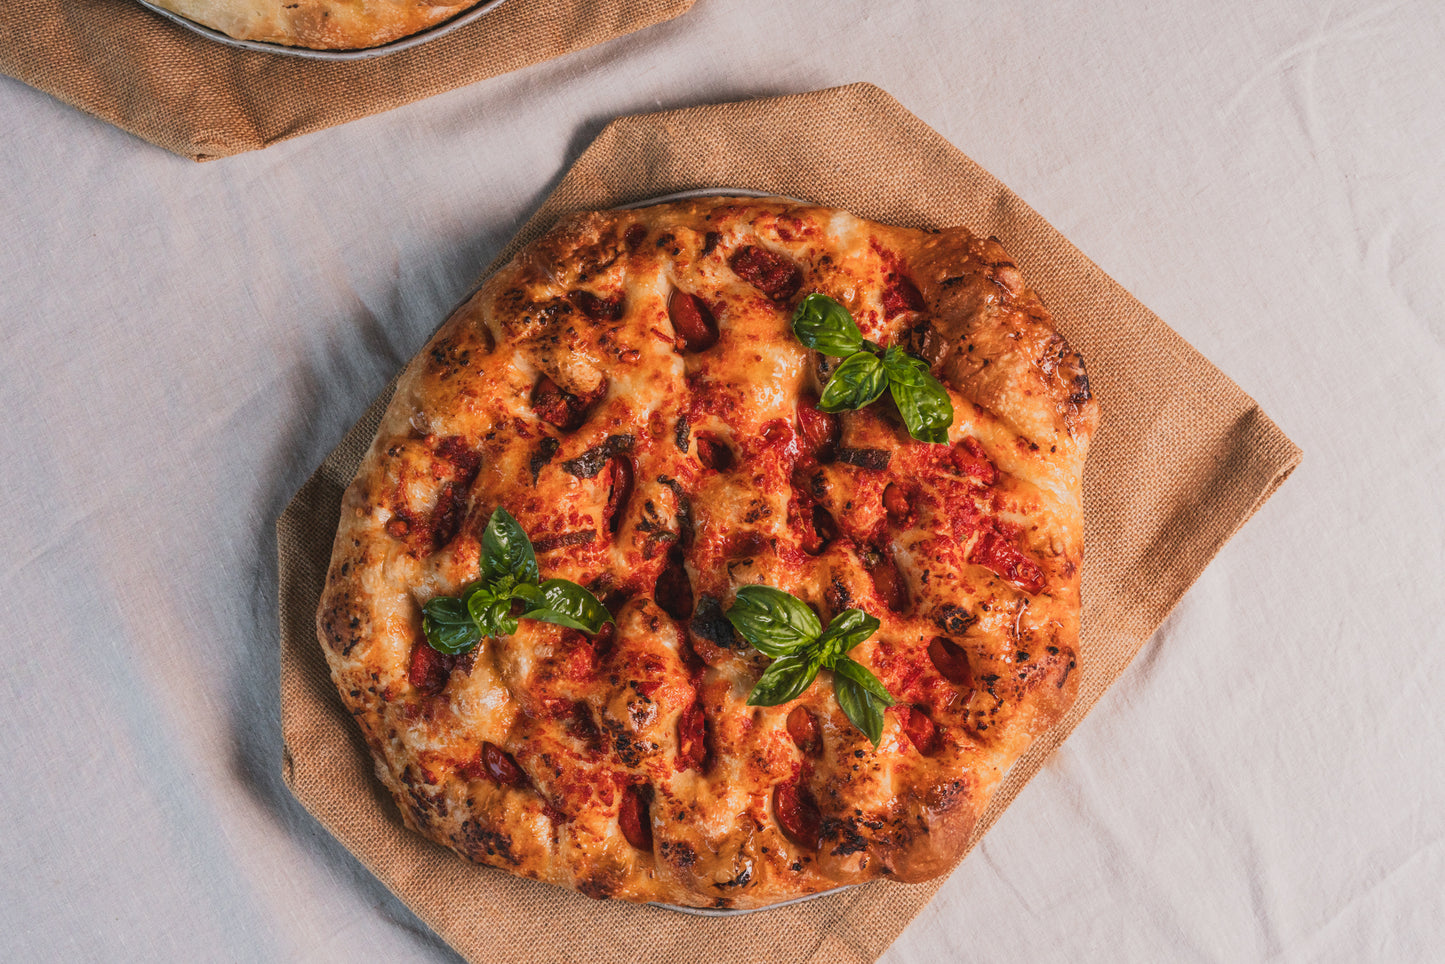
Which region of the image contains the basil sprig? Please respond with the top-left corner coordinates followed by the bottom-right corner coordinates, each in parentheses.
top-left (420, 508), bottom-right (613, 655)
top-left (725, 586), bottom-right (896, 746)
top-left (792, 293), bottom-right (954, 444)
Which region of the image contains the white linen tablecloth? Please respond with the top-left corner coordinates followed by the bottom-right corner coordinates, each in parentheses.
top-left (2, 1), bottom-right (1441, 959)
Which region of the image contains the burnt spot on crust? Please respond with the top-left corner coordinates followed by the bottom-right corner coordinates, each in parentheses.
top-left (690, 594), bottom-right (740, 649)
top-left (1058, 650), bottom-right (1077, 689)
top-left (610, 728), bottom-right (658, 769)
top-left (529, 436), bottom-right (560, 483)
top-left (827, 818), bottom-right (871, 857)
top-left (404, 783), bottom-right (448, 832)
top-left (457, 820), bottom-right (519, 865)
top-left (933, 604), bottom-right (976, 635)
top-left (673, 415), bottom-right (691, 453)
top-left (574, 876), bottom-right (620, 900)
top-left (822, 577), bottom-right (853, 617)
top-left (835, 447), bottom-right (892, 471)
top-left (428, 341), bottom-right (473, 377)
top-left (561, 435), bottom-right (635, 478)
top-left (569, 290), bottom-right (626, 321)
top-left (924, 777), bottom-right (971, 818)
top-left (659, 839), bottom-right (698, 871)
top-left (531, 529), bottom-right (597, 554)
top-left (566, 700), bottom-right (603, 750)
top-left (320, 597), bottom-right (367, 656)
top-left (636, 498), bottom-right (679, 560)
top-left (715, 867), bottom-right (752, 889)
top-left (656, 476), bottom-right (695, 549)
top-left (1037, 331), bottom-right (1094, 409)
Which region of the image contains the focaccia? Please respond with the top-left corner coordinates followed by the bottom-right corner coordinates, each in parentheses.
top-left (316, 197), bottom-right (1098, 908)
top-left (148, 0), bottom-right (480, 49)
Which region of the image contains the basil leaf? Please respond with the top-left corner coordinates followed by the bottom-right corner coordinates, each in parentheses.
top-left (833, 672), bottom-right (888, 747)
top-left (818, 351), bottom-right (888, 413)
top-left (746, 653), bottom-right (820, 706)
top-left (832, 656), bottom-right (896, 705)
top-left (521, 578), bottom-right (614, 634)
top-left (509, 582), bottom-right (545, 607)
top-left (482, 507), bottom-right (539, 584)
top-left (421, 596), bottom-right (481, 655)
top-left (792, 293), bottom-right (865, 358)
top-left (467, 587), bottom-right (517, 639)
top-left (815, 609), bottom-right (880, 660)
top-left (882, 346), bottom-right (953, 444)
top-left (726, 585), bottom-right (823, 658)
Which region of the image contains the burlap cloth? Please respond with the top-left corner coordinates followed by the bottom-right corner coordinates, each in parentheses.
top-left (0, 0), bottom-right (693, 160)
top-left (276, 83), bottom-right (1301, 963)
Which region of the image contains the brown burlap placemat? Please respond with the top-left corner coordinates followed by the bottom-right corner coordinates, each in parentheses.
top-left (276, 82), bottom-right (1301, 963)
top-left (0, 0), bottom-right (693, 160)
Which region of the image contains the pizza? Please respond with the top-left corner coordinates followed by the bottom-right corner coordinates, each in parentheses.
top-left (146, 0), bottom-right (483, 50)
top-left (316, 197), bottom-right (1098, 909)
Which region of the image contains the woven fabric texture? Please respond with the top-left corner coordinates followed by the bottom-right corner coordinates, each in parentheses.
top-left (0, 0), bottom-right (694, 160)
top-left (276, 83), bottom-right (1300, 964)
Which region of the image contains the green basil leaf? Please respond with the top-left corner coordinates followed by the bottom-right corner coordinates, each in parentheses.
top-left (833, 672), bottom-right (888, 747)
top-left (818, 351), bottom-right (889, 413)
top-left (467, 587), bottom-right (517, 639)
top-left (792, 293), bottom-right (865, 358)
top-left (521, 578), bottom-right (614, 634)
top-left (510, 582), bottom-right (545, 607)
top-left (726, 585), bottom-right (823, 658)
top-left (421, 596), bottom-right (481, 655)
top-left (881, 346), bottom-right (953, 444)
top-left (832, 656), bottom-right (896, 705)
top-left (482, 507), bottom-right (539, 584)
top-left (815, 609), bottom-right (880, 661)
top-left (746, 653), bottom-right (821, 706)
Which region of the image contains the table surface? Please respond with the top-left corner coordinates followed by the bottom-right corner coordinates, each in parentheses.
top-left (3, 1), bottom-right (1442, 960)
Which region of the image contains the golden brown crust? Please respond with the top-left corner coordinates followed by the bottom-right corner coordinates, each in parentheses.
top-left (316, 198), bottom-right (1098, 908)
top-left (149, 0), bottom-right (479, 50)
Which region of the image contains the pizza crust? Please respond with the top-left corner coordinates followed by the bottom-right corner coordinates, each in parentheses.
top-left (317, 198), bottom-right (1098, 908)
top-left (148, 0), bottom-right (480, 50)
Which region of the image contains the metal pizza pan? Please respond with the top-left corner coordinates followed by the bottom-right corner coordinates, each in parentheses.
top-left (132, 0), bottom-right (509, 61)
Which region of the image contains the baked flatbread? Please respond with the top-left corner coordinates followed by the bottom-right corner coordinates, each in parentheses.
top-left (317, 198), bottom-right (1098, 908)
